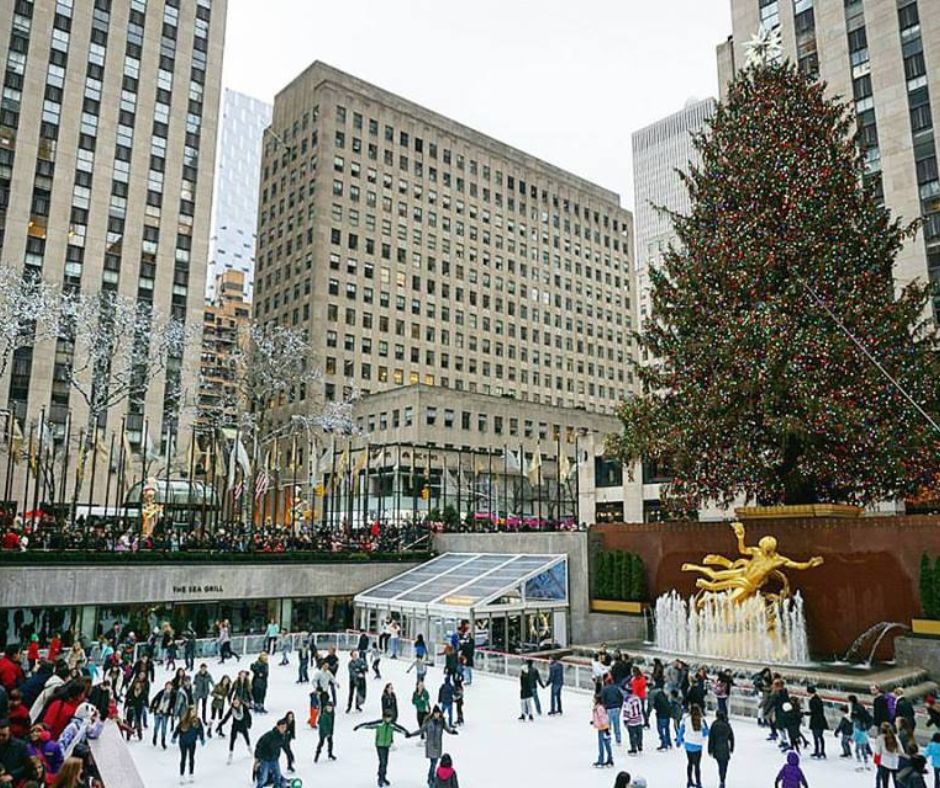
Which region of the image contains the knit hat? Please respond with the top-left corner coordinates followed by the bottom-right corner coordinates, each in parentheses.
top-left (30, 634), bottom-right (38, 642)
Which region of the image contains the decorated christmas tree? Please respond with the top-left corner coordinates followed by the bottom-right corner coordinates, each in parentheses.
top-left (611, 54), bottom-right (940, 509)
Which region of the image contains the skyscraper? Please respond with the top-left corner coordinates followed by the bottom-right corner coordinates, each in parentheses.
top-left (207, 88), bottom-right (272, 301)
top-left (720, 0), bottom-right (940, 317)
top-left (255, 62), bottom-right (635, 421)
top-left (0, 0), bottom-right (227, 505)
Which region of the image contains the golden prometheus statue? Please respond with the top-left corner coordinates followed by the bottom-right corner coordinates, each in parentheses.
top-left (140, 477), bottom-right (163, 539)
top-left (682, 521), bottom-right (823, 606)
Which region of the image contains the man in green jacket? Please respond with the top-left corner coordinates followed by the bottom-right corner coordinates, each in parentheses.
top-left (315, 700), bottom-right (336, 762)
top-left (253, 717), bottom-right (286, 788)
top-left (354, 711), bottom-right (412, 786)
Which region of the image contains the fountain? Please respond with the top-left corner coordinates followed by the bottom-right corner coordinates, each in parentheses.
top-left (653, 521), bottom-right (821, 665)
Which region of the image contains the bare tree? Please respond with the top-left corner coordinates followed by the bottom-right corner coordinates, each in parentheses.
top-left (0, 265), bottom-right (61, 381)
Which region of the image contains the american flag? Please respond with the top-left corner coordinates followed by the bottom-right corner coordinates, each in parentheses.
top-left (254, 469), bottom-right (270, 501)
top-left (233, 480), bottom-right (244, 500)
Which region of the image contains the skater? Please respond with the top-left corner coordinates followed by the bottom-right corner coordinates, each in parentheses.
top-left (171, 706), bottom-right (205, 785)
top-left (418, 705), bottom-right (458, 786)
top-left (414, 634), bottom-right (428, 663)
top-left (434, 753), bottom-right (459, 788)
top-left (834, 705), bottom-right (854, 758)
top-left (182, 624), bottom-right (197, 672)
top-left (192, 664), bottom-right (215, 725)
top-left (250, 653), bottom-right (269, 713)
top-left (346, 650), bottom-right (367, 713)
top-left (631, 666), bottom-right (650, 728)
top-left (210, 675), bottom-right (232, 736)
top-left (592, 694), bottom-right (614, 768)
top-left (264, 618), bottom-right (280, 656)
top-left (371, 641), bottom-right (383, 680)
top-left (548, 655), bottom-right (564, 715)
top-left (281, 710), bottom-right (296, 773)
top-left (278, 635), bottom-right (291, 667)
top-left (527, 659), bottom-right (545, 715)
top-left (218, 696), bottom-right (252, 762)
top-left (926, 733), bottom-right (940, 788)
top-left (774, 750), bottom-right (809, 788)
top-left (903, 754), bottom-right (929, 788)
top-left (452, 672), bottom-right (465, 726)
top-left (707, 710), bottom-right (734, 788)
top-left (353, 710), bottom-right (411, 787)
top-left (314, 699), bottom-right (336, 762)
top-left (379, 618), bottom-right (392, 653)
top-left (438, 676), bottom-right (455, 727)
top-left (381, 684), bottom-right (399, 724)
top-left (806, 686), bottom-right (828, 758)
top-left (653, 687), bottom-right (673, 750)
top-left (253, 717), bottom-right (288, 788)
top-left (413, 681), bottom-right (431, 734)
top-left (407, 654), bottom-right (428, 687)
top-left (623, 686), bottom-right (644, 754)
top-left (713, 670), bottom-right (732, 720)
top-left (297, 640), bottom-right (310, 684)
top-left (852, 710), bottom-right (872, 771)
top-left (874, 722), bottom-right (901, 787)
top-left (677, 704), bottom-right (709, 788)
top-left (519, 663), bottom-right (535, 721)
top-left (218, 620), bottom-right (239, 664)
top-left (389, 620), bottom-right (401, 659)
top-left (601, 675), bottom-right (625, 746)
top-left (324, 645), bottom-right (340, 706)
top-left (149, 681), bottom-right (174, 749)
top-left (896, 688), bottom-right (916, 733)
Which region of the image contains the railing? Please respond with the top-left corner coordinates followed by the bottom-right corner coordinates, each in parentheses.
top-left (0, 548), bottom-right (429, 565)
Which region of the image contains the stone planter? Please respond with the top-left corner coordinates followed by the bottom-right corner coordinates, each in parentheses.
top-left (734, 504), bottom-right (863, 520)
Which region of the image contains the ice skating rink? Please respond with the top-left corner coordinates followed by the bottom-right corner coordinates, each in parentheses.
top-left (129, 652), bottom-right (880, 787)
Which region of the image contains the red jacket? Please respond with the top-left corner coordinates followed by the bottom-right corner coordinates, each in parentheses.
top-left (44, 696), bottom-right (83, 739)
top-left (47, 638), bottom-right (62, 662)
top-left (0, 654), bottom-right (24, 691)
top-left (27, 642), bottom-right (40, 662)
top-left (630, 673), bottom-right (648, 700)
top-left (8, 702), bottom-right (30, 739)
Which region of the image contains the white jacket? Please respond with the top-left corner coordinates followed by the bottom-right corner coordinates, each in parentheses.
top-left (29, 674), bottom-right (64, 722)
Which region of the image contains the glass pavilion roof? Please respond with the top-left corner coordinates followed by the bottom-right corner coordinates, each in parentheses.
top-left (355, 552), bottom-right (567, 611)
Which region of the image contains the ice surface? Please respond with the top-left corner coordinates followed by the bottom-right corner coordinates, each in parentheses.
top-left (128, 650), bottom-right (879, 787)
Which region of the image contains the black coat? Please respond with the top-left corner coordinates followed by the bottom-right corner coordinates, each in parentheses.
top-left (895, 697), bottom-right (915, 728)
top-left (687, 683), bottom-right (706, 711)
top-left (873, 694), bottom-right (890, 728)
top-left (808, 694), bottom-right (829, 731)
top-left (707, 718), bottom-right (735, 760)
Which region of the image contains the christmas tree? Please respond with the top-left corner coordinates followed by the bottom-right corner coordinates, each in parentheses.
top-left (611, 58), bottom-right (940, 509)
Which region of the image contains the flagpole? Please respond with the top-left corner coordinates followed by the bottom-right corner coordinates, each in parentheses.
top-left (2, 412), bottom-right (12, 508)
top-left (69, 427), bottom-right (84, 528)
top-left (345, 437), bottom-right (353, 533)
top-left (537, 442), bottom-right (543, 529)
top-left (32, 410), bottom-right (45, 519)
top-left (113, 417), bottom-right (124, 520)
top-left (410, 442), bottom-right (417, 528)
top-left (574, 434), bottom-right (581, 527)
top-left (519, 442), bottom-right (525, 522)
top-left (200, 431), bottom-right (209, 537)
top-left (188, 427), bottom-right (197, 534)
top-left (86, 417), bottom-right (100, 518)
top-left (503, 445), bottom-right (509, 527)
top-left (103, 431), bottom-right (115, 519)
top-left (290, 436), bottom-right (298, 536)
top-left (456, 448), bottom-right (461, 526)
top-left (163, 425), bottom-right (173, 546)
top-left (328, 437), bottom-right (337, 532)
top-left (361, 443), bottom-right (369, 532)
top-left (395, 442), bottom-right (402, 529)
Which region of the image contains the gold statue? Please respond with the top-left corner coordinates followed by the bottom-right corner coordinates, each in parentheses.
top-left (141, 477), bottom-right (163, 539)
top-left (681, 521), bottom-right (823, 605)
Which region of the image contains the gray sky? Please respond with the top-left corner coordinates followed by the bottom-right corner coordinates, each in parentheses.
top-left (222, 0), bottom-right (732, 210)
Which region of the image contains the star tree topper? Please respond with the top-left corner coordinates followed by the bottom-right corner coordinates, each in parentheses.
top-left (744, 24), bottom-right (783, 68)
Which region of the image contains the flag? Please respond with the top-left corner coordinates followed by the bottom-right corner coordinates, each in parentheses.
top-left (11, 418), bottom-right (23, 463)
top-left (254, 469), bottom-right (270, 501)
top-left (332, 445), bottom-right (349, 491)
top-left (527, 443), bottom-right (542, 486)
top-left (352, 447), bottom-right (369, 492)
top-left (233, 479), bottom-right (244, 501)
top-left (288, 436), bottom-right (298, 472)
top-left (503, 446), bottom-right (521, 473)
top-left (559, 450), bottom-right (572, 481)
top-left (224, 431), bottom-right (251, 486)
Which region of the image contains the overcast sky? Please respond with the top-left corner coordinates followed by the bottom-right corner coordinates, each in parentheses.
top-left (221, 0), bottom-right (732, 210)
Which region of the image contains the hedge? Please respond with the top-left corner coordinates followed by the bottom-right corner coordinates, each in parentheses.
top-left (592, 549), bottom-right (647, 601)
top-left (919, 552), bottom-right (940, 619)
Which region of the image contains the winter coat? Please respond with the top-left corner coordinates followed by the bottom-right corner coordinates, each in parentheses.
top-left (173, 685), bottom-right (193, 718)
top-left (220, 703), bottom-right (252, 733)
top-left (355, 719), bottom-right (409, 748)
top-left (193, 671), bottom-right (214, 701)
top-left (873, 735), bottom-right (900, 770)
top-left (172, 720), bottom-right (205, 748)
top-left (357, 633), bottom-right (370, 653)
top-left (348, 657), bottom-right (367, 681)
top-left (44, 696), bottom-right (83, 739)
top-left (318, 706), bottom-right (335, 736)
top-left (677, 718), bottom-right (709, 752)
top-left (232, 677), bottom-right (252, 704)
top-left (631, 673), bottom-right (648, 699)
top-left (873, 693), bottom-right (891, 728)
top-left (19, 667), bottom-right (52, 709)
top-left (601, 683), bottom-right (624, 711)
top-left (381, 692), bottom-right (398, 721)
top-left (0, 655), bottom-right (24, 692)
top-left (435, 764), bottom-right (460, 788)
top-left (807, 694), bottom-right (828, 731)
top-left (250, 660), bottom-right (269, 691)
top-left (652, 688), bottom-right (673, 718)
top-left (622, 694), bottom-right (644, 727)
top-left (420, 715), bottom-right (457, 759)
top-left (27, 731), bottom-right (64, 776)
top-left (591, 703), bottom-right (610, 731)
top-left (438, 681), bottom-right (455, 706)
top-left (211, 682), bottom-right (231, 711)
top-left (0, 735), bottom-right (30, 781)
top-left (254, 728), bottom-right (284, 762)
top-left (775, 751), bottom-right (808, 788)
top-left (707, 717), bottom-right (735, 761)
top-left (150, 688), bottom-right (174, 715)
top-left (896, 696), bottom-right (915, 729)
top-left (519, 668), bottom-right (533, 699)
top-left (413, 688), bottom-right (431, 713)
top-left (548, 661), bottom-right (564, 688)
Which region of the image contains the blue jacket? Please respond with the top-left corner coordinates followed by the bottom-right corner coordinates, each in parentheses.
top-left (438, 681), bottom-right (454, 705)
top-left (601, 683), bottom-right (624, 710)
top-left (548, 662), bottom-right (564, 688)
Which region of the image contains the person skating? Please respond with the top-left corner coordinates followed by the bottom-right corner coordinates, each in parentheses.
top-left (250, 653), bottom-right (269, 713)
top-left (182, 624), bottom-right (197, 672)
top-left (434, 753), bottom-right (459, 788)
top-left (623, 686), bottom-right (644, 755)
top-left (218, 696), bottom-right (252, 763)
top-left (381, 684), bottom-right (399, 724)
top-left (407, 654), bottom-right (428, 687)
top-left (192, 663), bottom-right (214, 726)
top-left (548, 655), bottom-right (564, 716)
top-left (418, 705), bottom-right (458, 786)
top-left (413, 681), bottom-right (431, 737)
top-left (677, 704), bottom-right (709, 788)
top-left (805, 685), bottom-right (828, 758)
top-left (353, 710), bottom-right (411, 787)
top-left (209, 675), bottom-right (232, 737)
top-left (313, 659), bottom-right (339, 708)
top-left (652, 687), bottom-right (673, 750)
top-left (874, 722), bottom-right (901, 786)
top-left (278, 635), bottom-right (291, 667)
top-left (592, 694), bottom-right (614, 768)
top-left (925, 733), bottom-right (940, 788)
top-left (149, 681), bottom-right (174, 749)
top-left (253, 716), bottom-right (287, 788)
top-left (280, 710), bottom-right (297, 773)
top-left (707, 710), bottom-right (734, 788)
top-left (314, 699), bottom-right (337, 762)
top-left (371, 641), bottom-right (383, 680)
top-left (896, 688), bottom-right (916, 733)
top-left (324, 645), bottom-right (340, 706)
top-left (232, 670), bottom-right (252, 706)
top-left (834, 705), bottom-right (854, 758)
top-left (438, 676), bottom-right (455, 727)
top-left (902, 754), bottom-right (929, 788)
top-left (297, 640), bottom-right (310, 684)
top-left (774, 750), bottom-right (809, 788)
top-left (528, 658), bottom-right (546, 716)
top-left (518, 663), bottom-right (535, 721)
top-left (601, 675), bottom-right (625, 746)
top-left (346, 650), bottom-right (367, 713)
top-left (170, 705), bottom-right (205, 785)
top-left (218, 620), bottom-right (239, 664)
top-left (264, 619), bottom-right (280, 656)
top-left (452, 672), bottom-right (465, 726)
